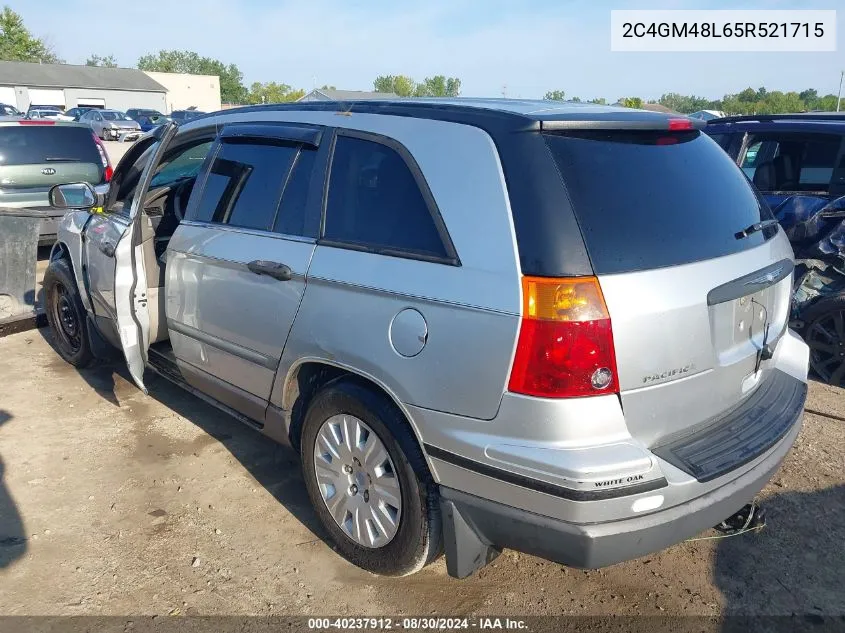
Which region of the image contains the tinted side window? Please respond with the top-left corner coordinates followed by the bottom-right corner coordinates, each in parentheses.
top-left (193, 141), bottom-right (298, 231)
top-left (324, 135), bottom-right (448, 259)
top-left (742, 133), bottom-right (843, 193)
top-left (273, 146), bottom-right (317, 236)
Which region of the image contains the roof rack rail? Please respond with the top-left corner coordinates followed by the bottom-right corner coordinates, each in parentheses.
top-left (709, 112), bottom-right (845, 124)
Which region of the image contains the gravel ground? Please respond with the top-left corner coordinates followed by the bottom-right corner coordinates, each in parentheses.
top-left (0, 329), bottom-right (843, 619)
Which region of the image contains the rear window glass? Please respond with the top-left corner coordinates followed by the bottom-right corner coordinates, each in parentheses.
top-left (544, 130), bottom-right (774, 274)
top-left (0, 125), bottom-right (101, 167)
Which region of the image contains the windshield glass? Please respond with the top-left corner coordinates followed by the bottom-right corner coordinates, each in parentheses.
top-left (102, 111), bottom-right (131, 121)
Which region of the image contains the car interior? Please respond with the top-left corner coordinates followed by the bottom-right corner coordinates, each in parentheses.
top-left (747, 134), bottom-right (843, 194)
top-left (106, 136), bottom-right (214, 343)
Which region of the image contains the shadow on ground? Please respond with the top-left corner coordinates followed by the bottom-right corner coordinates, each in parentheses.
top-left (36, 327), bottom-right (326, 545)
top-left (715, 484), bottom-right (845, 630)
top-left (0, 409), bottom-right (27, 569)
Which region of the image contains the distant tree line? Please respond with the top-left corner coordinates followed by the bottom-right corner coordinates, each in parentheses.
top-left (544, 86), bottom-right (844, 114)
top-left (373, 75), bottom-right (461, 97)
top-left (3, 6), bottom-right (843, 113)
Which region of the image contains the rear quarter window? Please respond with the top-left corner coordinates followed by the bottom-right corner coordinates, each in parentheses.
top-left (545, 130), bottom-right (774, 275)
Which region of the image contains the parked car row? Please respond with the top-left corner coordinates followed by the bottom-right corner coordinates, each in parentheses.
top-left (40, 99), bottom-right (809, 580)
top-left (0, 103), bottom-right (208, 136)
top-left (0, 118), bottom-right (112, 245)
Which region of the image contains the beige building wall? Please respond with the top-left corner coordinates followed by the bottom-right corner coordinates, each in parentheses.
top-left (142, 71), bottom-right (221, 113)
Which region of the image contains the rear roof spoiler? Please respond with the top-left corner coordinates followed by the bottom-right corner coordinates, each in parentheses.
top-left (540, 117), bottom-right (704, 131)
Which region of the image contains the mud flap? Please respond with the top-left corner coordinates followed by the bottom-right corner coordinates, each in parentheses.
top-left (440, 498), bottom-right (501, 579)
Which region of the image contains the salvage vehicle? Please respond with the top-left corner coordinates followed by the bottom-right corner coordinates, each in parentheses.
top-left (0, 119), bottom-right (112, 245)
top-left (44, 100), bottom-right (809, 578)
top-left (79, 108), bottom-right (142, 142)
top-left (707, 113), bottom-right (845, 386)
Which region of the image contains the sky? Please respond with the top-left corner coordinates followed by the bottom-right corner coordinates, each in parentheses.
top-left (9, 0), bottom-right (845, 101)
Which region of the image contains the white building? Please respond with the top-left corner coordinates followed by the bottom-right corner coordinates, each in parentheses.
top-left (143, 71), bottom-right (221, 113)
top-left (0, 61), bottom-right (167, 112)
top-left (0, 61), bottom-right (222, 114)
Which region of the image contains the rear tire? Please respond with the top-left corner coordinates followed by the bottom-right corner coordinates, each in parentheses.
top-left (44, 257), bottom-right (94, 368)
top-left (801, 294), bottom-right (845, 387)
top-left (300, 379), bottom-right (441, 576)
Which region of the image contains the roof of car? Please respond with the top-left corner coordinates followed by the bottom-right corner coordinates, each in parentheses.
top-left (707, 117), bottom-right (845, 133)
top-left (201, 97), bottom-right (700, 132)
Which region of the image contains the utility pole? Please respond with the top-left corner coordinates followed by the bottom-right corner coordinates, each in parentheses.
top-left (838, 70), bottom-right (844, 112)
top-left (502, 84), bottom-right (507, 99)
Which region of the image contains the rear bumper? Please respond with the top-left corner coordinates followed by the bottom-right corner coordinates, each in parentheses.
top-left (440, 402), bottom-right (803, 577)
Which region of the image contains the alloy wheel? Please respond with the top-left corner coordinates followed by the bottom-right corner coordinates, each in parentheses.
top-left (806, 310), bottom-right (845, 386)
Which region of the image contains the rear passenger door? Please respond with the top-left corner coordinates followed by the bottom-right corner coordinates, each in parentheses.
top-left (165, 123), bottom-right (327, 421)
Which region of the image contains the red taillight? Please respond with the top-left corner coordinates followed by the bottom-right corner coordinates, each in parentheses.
top-left (668, 118), bottom-right (693, 131)
top-left (92, 133), bottom-right (112, 182)
top-left (508, 276), bottom-right (619, 398)
top-left (19, 120), bottom-right (55, 125)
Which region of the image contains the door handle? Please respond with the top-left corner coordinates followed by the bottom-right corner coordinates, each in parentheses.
top-left (99, 240), bottom-right (116, 257)
top-left (247, 260), bottom-right (293, 282)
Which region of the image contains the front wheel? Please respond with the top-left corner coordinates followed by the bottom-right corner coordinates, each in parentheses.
top-left (300, 379), bottom-right (441, 576)
top-left (43, 258), bottom-right (94, 368)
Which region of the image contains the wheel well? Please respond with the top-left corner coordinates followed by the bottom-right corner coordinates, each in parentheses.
top-left (50, 242), bottom-right (71, 263)
top-left (285, 362), bottom-right (423, 457)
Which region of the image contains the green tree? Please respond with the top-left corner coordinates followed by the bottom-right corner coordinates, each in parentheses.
top-left (414, 75), bottom-right (461, 97)
top-left (0, 5), bottom-right (60, 63)
top-left (816, 94), bottom-right (843, 111)
top-left (373, 75), bottom-right (416, 97)
top-left (138, 49), bottom-right (246, 103)
top-left (587, 97), bottom-right (607, 105)
top-left (246, 82), bottom-right (305, 104)
top-left (737, 87), bottom-right (758, 103)
top-left (373, 74), bottom-right (461, 98)
top-left (569, 96), bottom-right (582, 103)
top-left (800, 88), bottom-right (819, 110)
top-left (320, 84), bottom-right (336, 90)
top-left (618, 97), bottom-right (643, 108)
top-left (86, 54), bottom-right (117, 68)
top-left (543, 90), bottom-right (566, 101)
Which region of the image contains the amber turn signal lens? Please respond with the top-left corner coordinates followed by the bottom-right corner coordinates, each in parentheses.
top-left (522, 276), bottom-right (609, 322)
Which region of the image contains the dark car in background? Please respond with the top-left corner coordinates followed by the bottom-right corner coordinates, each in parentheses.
top-left (0, 120), bottom-right (112, 245)
top-left (169, 109), bottom-right (206, 123)
top-left (137, 114), bottom-right (172, 132)
top-left (126, 108), bottom-right (165, 122)
top-left (0, 103), bottom-right (21, 116)
top-left (707, 113), bottom-right (845, 386)
top-left (126, 108), bottom-right (171, 132)
top-left (61, 107), bottom-right (93, 121)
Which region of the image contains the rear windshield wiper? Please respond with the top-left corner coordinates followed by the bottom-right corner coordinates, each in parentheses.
top-left (43, 157), bottom-right (83, 162)
top-left (735, 219), bottom-right (779, 240)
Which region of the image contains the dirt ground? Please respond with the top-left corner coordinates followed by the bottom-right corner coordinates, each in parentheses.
top-left (0, 328), bottom-right (843, 619)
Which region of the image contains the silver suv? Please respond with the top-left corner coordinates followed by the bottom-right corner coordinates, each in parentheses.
top-left (43, 100), bottom-right (810, 578)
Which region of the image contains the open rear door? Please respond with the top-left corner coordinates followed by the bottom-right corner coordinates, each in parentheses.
top-left (113, 122), bottom-right (179, 392)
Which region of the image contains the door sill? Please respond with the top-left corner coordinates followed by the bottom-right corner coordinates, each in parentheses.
top-left (147, 343), bottom-right (264, 432)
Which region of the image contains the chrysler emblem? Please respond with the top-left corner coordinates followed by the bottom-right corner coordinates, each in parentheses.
top-left (745, 266), bottom-right (783, 286)
top-left (41, 167), bottom-right (56, 175)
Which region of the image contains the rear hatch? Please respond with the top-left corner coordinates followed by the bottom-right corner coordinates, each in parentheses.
top-left (0, 123), bottom-right (103, 208)
top-left (544, 126), bottom-right (795, 447)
